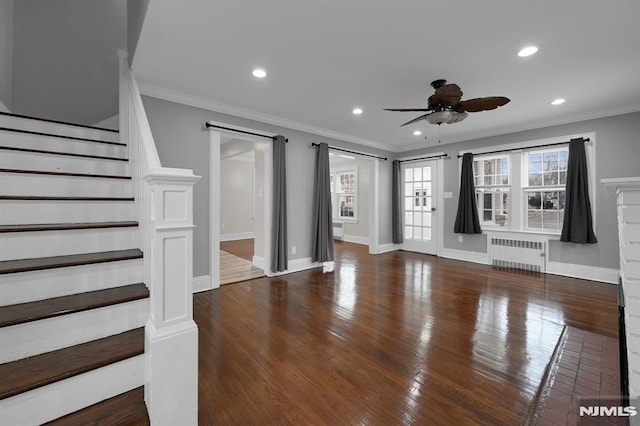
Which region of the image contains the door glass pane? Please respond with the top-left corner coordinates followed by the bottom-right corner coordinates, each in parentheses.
top-left (413, 212), bottom-right (422, 226)
top-left (412, 227), bottom-right (422, 240)
top-left (404, 226), bottom-right (413, 239)
top-left (405, 212), bottom-right (413, 225)
top-left (414, 167), bottom-right (422, 182)
top-left (422, 228), bottom-right (431, 241)
top-left (404, 197), bottom-right (413, 211)
top-left (423, 167), bottom-right (431, 181)
top-left (405, 168), bottom-right (413, 182)
top-left (422, 212), bottom-right (431, 227)
top-left (405, 183), bottom-right (413, 197)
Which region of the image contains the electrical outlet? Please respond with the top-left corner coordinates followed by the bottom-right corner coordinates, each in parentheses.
top-left (292, 246), bottom-right (297, 255)
top-left (458, 235), bottom-right (463, 243)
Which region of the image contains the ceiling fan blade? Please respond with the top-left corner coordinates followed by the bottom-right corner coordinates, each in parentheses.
top-left (430, 83), bottom-right (463, 107)
top-left (400, 113), bottom-right (430, 127)
top-left (384, 108), bottom-right (432, 112)
top-left (458, 96), bottom-right (510, 113)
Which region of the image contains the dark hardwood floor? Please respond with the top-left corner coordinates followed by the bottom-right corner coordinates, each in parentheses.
top-left (194, 241), bottom-right (617, 425)
top-left (220, 238), bottom-right (254, 262)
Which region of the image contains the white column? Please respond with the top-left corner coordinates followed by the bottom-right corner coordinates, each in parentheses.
top-left (144, 170), bottom-right (200, 426)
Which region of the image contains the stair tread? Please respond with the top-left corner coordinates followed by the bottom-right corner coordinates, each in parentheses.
top-left (0, 328), bottom-right (144, 400)
top-left (0, 195), bottom-right (134, 201)
top-left (0, 145), bottom-right (128, 161)
top-left (44, 387), bottom-right (149, 426)
top-left (0, 249), bottom-right (143, 274)
top-left (0, 168), bottom-right (131, 180)
top-left (0, 221), bottom-right (138, 233)
top-left (0, 111), bottom-right (119, 133)
top-left (0, 283), bottom-right (148, 328)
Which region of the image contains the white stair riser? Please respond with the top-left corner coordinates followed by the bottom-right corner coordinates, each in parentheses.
top-left (0, 130), bottom-right (127, 158)
top-left (0, 150), bottom-right (130, 175)
top-left (0, 114), bottom-right (121, 144)
top-left (0, 259), bottom-right (143, 305)
top-left (2, 173), bottom-right (131, 197)
top-left (0, 355), bottom-right (144, 425)
top-left (0, 299), bottom-right (148, 363)
top-left (0, 228), bottom-right (138, 261)
top-left (0, 199), bottom-right (136, 225)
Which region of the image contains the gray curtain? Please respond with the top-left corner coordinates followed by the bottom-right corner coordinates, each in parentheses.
top-left (311, 143), bottom-right (334, 262)
top-left (560, 138), bottom-right (597, 243)
top-left (392, 160), bottom-right (403, 244)
top-left (271, 136), bottom-right (288, 272)
top-left (454, 153), bottom-right (482, 234)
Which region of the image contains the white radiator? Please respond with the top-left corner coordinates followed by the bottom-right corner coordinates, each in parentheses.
top-left (489, 236), bottom-right (546, 273)
top-left (333, 222), bottom-right (343, 240)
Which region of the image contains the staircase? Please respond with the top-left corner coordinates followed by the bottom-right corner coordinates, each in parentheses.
top-left (0, 111), bottom-right (150, 424)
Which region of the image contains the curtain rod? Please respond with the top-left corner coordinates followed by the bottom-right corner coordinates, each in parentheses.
top-left (310, 143), bottom-right (388, 161)
top-left (398, 153), bottom-right (449, 163)
top-left (205, 122), bottom-right (288, 142)
top-left (457, 137), bottom-right (590, 158)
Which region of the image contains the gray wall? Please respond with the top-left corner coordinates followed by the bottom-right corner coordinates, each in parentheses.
top-left (0, 0), bottom-right (13, 111)
top-left (398, 111), bottom-right (640, 269)
top-left (127, 0), bottom-right (150, 65)
top-left (142, 95), bottom-right (394, 277)
top-left (221, 157), bottom-right (255, 237)
top-left (12, 0), bottom-right (125, 124)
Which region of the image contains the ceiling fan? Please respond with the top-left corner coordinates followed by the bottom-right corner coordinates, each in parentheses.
top-left (385, 79), bottom-right (510, 126)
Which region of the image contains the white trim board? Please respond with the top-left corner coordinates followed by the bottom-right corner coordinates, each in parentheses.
top-left (193, 275), bottom-right (213, 293)
top-left (220, 232), bottom-right (255, 242)
top-left (373, 243), bottom-right (400, 254)
top-left (546, 261), bottom-right (618, 284)
top-left (343, 235), bottom-right (369, 246)
top-left (441, 248), bottom-right (490, 265)
top-left (253, 256), bottom-right (322, 277)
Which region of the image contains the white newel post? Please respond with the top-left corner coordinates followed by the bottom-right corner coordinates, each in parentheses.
top-left (144, 170), bottom-right (200, 426)
top-left (602, 177), bottom-right (640, 423)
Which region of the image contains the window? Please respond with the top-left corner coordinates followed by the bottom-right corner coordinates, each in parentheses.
top-left (464, 133), bottom-right (593, 235)
top-left (524, 148), bottom-right (568, 231)
top-left (473, 156), bottom-right (510, 228)
top-left (330, 169), bottom-right (357, 220)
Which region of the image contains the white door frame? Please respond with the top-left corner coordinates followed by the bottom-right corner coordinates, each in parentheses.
top-left (207, 122), bottom-right (274, 289)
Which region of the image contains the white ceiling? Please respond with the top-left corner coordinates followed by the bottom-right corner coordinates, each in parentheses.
top-left (133, 0), bottom-right (640, 152)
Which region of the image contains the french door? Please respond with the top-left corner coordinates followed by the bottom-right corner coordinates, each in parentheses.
top-left (401, 160), bottom-right (438, 255)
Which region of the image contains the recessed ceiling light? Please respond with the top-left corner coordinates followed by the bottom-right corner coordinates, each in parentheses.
top-left (518, 46), bottom-right (538, 57)
top-left (252, 68), bottom-right (267, 78)
top-left (413, 130), bottom-right (422, 136)
top-left (551, 98), bottom-right (566, 105)
top-left (352, 108), bottom-right (363, 115)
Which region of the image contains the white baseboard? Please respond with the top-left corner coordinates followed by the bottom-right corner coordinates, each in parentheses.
top-left (343, 235), bottom-right (369, 246)
top-left (371, 243), bottom-right (399, 254)
top-left (256, 256), bottom-right (322, 277)
top-left (193, 275), bottom-right (213, 293)
top-left (441, 248), bottom-right (490, 265)
top-left (546, 261), bottom-right (619, 284)
top-left (220, 232), bottom-right (255, 242)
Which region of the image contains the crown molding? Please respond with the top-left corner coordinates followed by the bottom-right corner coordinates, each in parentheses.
top-left (137, 82), bottom-right (394, 152)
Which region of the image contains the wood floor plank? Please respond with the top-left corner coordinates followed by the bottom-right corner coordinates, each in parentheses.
top-left (220, 238), bottom-right (254, 261)
top-left (220, 250), bottom-right (264, 285)
top-left (194, 241), bottom-right (617, 425)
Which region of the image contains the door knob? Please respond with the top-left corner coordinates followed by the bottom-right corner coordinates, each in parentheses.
top-left (431, 207), bottom-right (436, 212)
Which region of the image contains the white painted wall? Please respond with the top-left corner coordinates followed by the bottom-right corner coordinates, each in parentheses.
top-left (0, 0), bottom-right (13, 112)
top-left (220, 155), bottom-right (255, 239)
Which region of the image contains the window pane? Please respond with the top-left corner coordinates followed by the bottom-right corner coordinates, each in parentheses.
top-left (424, 197), bottom-right (432, 210)
top-left (528, 210), bottom-right (542, 229)
top-left (484, 176), bottom-right (493, 185)
top-left (559, 191), bottom-right (566, 210)
top-left (543, 152), bottom-right (558, 172)
top-left (528, 192), bottom-right (542, 209)
top-left (543, 192), bottom-right (559, 210)
top-left (529, 173), bottom-right (542, 186)
top-left (528, 153), bottom-right (542, 173)
top-left (559, 171), bottom-right (567, 185)
top-left (338, 195), bottom-right (354, 217)
top-left (559, 150), bottom-right (569, 169)
top-left (413, 227), bottom-right (422, 240)
top-left (484, 210), bottom-right (492, 221)
top-left (484, 160), bottom-right (494, 175)
top-left (405, 183), bottom-right (413, 197)
top-left (543, 171), bottom-right (558, 185)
